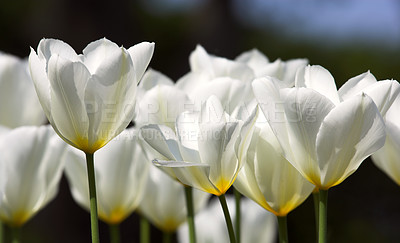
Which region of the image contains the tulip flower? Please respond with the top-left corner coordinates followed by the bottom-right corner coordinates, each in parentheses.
top-left (178, 196), bottom-right (277, 243)
top-left (29, 38), bottom-right (154, 243)
top-left (234, 118), bottom-right (315, 242)
top-left (252, 65), bottom-right (388, 243)
top-left (176, 46), bottom-right (308, 113)
top-left (0, 126), bottom-right (66, 241)
top-left (29, 38), bottom-right (154, 154)
top-left (135, 70), bottom-right (192, 130)
top-left (0, 52), bottom-right (46, 128)
top-left (137, 164), bottom-right (209, 240)
top-left (141, 96), bottom-right (258, 243)
top-left (372, 96), bottom-right (400, 185)
top-left (64, 128), bottom-right (149, 242)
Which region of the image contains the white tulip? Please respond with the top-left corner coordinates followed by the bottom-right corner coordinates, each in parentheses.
top-left (0, 52), bottom-right (46, 128)
top-left (253, 65), bottom-right (387, 190)
top-left (29, 38), bottom-right (154, 153)
top-left (138, 165), bottom-right (209, 232)
top-left (141, 96), bottom-right (258, 196)
top-left (0, 126), bottom-right (66, 227)
top-left (64, 128), bottom-right (149, 225)
top-left (234, 120), bottom-right (315, 216)
top-left (176, 45), bottom-right (308, 114)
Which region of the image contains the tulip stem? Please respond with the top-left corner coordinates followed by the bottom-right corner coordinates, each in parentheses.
top-left (277, 216), bottom-right (288, 243)
top-left (109, 224), bottom-right (120, 243)
top-left (184, 186), bottom-right (197, 243)
top-left (86, 152), bottom-right (100, 243)
top-left (218, 194), bottom-right (237, 243)
top-left (318, 189), bottom-right (328, 243)
top-left (0, 220), bottom-right (3, 243)
top-left (313, 191), bottom-right (319, 241)
top-left (140, 216), bottom-right (150, 243)
top-left (234, 188), bottom-right (241, 243)
top-left (162, 231), bottom-right (172, 243)
top-left (10, 227), bottom-right (21, 243)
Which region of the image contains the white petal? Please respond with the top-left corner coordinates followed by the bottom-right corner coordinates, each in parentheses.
top-left (127, 42), bottom-right (155, 83)
top-left (281, 87), bottom-right (335, 185)
top-left (29, 48), bottom-right (52, 122)
top-left (140, 124), bottom-right (183, 161)
top-left (37, 38), bottom-right (79, 63)
top-left (0, 54), bottom-right (45, 127)
top-left (136, 85), bottom-right (192, 129)
top-left (84, 45), bottom-right (136, 147)
top-left (153, 159), bottom-right (221, 195)
top-left (252, 77), bottom-right (295, 162)
top-left (94, 129), bottom-right (149, 223)
top-left (192, 78), bottom-right (247, 114)
top-left (47, 55), bottom-right (91, 149)
top-left (295, 65), bottom-right (341, 105)
top-left (235, 48), bottom-right (270, 71)
top-left (357, 80), bottom-right (400, 116)
top-left (0, 126), bottom-right (66, 226)
top-left (189, 45), bottom-right (213, 74)
top-left (64, 148), bottom-right (91, 211)
top-left (338, 71), bottom-right (377, 100)
top-left (138, 69), bottom-right (174, 92)
top-left (316, 94), bottom-right (386, 189)
top-left (82, 38), bottom-right (121, 75)
top-left (255, 125), bottom-right (314, 216)
top-left (372, 121), bottom-right (400, 185)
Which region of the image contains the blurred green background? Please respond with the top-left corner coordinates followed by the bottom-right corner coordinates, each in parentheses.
top-left (1, 0), bottom-right (399, 242)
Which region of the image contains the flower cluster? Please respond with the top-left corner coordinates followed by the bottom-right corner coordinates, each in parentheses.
top-left (0, 38), bottom-right (399, 243)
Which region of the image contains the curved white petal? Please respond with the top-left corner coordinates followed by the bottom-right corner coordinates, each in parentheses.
top-left (127, 41), bottom-right (155, 83)
top-left (235, 48), bottom-right (270, 72)
top-left (356, 80), bottom-right (400, 116)
top-left (338, 71), bottom-right (377, 100)
top-left (29, 48), bottom-right (52, 121)
top-left (316, 94), bottom-right (386, 189)
top-left (192, 77), bottom-right (247, 114)
top-left (0, 54), bottom-right (45, 127)
top-left (138, 69), bottom-right (174, 92)
top-left (37, 38), bottom-right (79, 63)
top-left (255, 125), bottom-right (315, 216)
top-left (140, 124), bottom-right (183, 161)
top-left (153, 159), bottom-right (221, 195)
top-left (0, 126), bottom-right (66, 226)
top-left (136, 84), bottom-right (192, 129)
top-left (295, 65), bottom-right (340, 105)
top-left (372, 121), bottom-right (400, 185)
top-left (47, 55), bottom-right (90, 149)
top-left (281, 88), bottom-right (335, 184)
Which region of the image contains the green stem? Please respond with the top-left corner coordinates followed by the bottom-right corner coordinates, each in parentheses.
top-left (218, 194), bottom-right (237, 243)
top-left (0, 220), bottom-right (3, 243)
top-left (318, 189), bottom-right (328, 243)
top-left (109, 224), bottom-right (120, 243)
top-left (10, 227), bottom-right (21, 243)
top-left (234, 188), bottom-right (241, 243)
top-left (162, 231), bottom-right (172, 243)
top-left (140, 216), bottom-right (150, 243)
top-left (313, 191), bottom-right (319, 241)
top-left (277, 216), bottom-right (288, 243)
top-left (184, 186), bottom-right (196, 243)
top-left (86, 152), bottom-right (100, 243)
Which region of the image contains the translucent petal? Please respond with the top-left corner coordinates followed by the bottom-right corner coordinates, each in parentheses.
top-left (316, 94), bottom-right (386, 189)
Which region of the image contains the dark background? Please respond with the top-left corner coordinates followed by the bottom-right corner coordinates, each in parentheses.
top-left (1, 0), bottom-right (400, 242)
